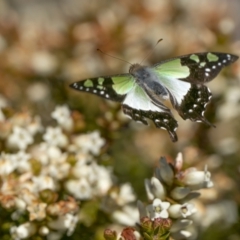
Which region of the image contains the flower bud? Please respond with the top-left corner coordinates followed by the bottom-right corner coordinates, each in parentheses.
top-left (158, 157), bottom-right (174, 186)
top-left (174, 152), bottom-right (183, 172)
top-left (151, 177), bottom-right (166, 199)
top-left (140, 217), bottom-right (153, 234)
top-left (104, 229), bottom-right (117, 240)
top-left (144, 179), bottom-right (155, 201)
top-left (182, 166), bottom-right (213, 189)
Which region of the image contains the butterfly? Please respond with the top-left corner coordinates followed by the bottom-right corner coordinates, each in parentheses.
top-left (70, 52), bottom-right (238, 142)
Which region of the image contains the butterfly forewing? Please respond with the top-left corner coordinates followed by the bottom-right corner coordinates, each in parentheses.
top-left (70, 74), bottom-right (133, 102)
top-left (154, 52), bottom-right (238, 83)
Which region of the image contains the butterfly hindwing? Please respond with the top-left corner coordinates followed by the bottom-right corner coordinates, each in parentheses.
top-left (122, 84), bottom-right (178, 141)
top-left (154, 52), bottom-right (238, 83)
top-left (175, 84), bottom-right (214, 126)
top-left (70, 74), bottom-right (133, 102)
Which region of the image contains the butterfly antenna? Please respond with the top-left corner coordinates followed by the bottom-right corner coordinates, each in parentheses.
top-left (97, 49), bottom-right (132, 66)
top-left (140, 38), bottom-right (163, 64)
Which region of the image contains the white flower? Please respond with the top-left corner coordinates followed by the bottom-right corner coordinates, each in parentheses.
top-left (168, 203), bottom-right (197, 218)
top-left (182, 165), bottom-right (213, 189)
top-left (146, 198), bottom-right (170, 219)
top-left (0, 153), bottom-right (18, 175)
top-left (93, 164), bottom-right (113, 196)
top-left (0, 151), bottom-right (31, 175)
top-left (51, 105), bottom-right (73, 131)
top-left (14, 151), bottom-right (31, 173)
top-left (48, 213), bottom-right (78, 236)
top-left (118, 183), bottom-right (136, 205)
top-left (110, 183), bottom-right (135, 206)
top-left (32, 175), bottom-right (57, 191)
top-left (30, 143), bottom-right (64, 165)
top-left (26, 115), bottom-right (42, 135)
top-left (10, 222), bottom-right (36, 239)
top-left (65, 178), bottom-right (93, 199)
top-left (7, 126), bottom-right (33, 150)
top-left (71, 156), bottom-right (112, 197)
top-left (43, 127), bottom-right (68, 148)
top-left (47, 162), bottom-right (70, 180)
top-left (73, 131), bottom-right (105, 155)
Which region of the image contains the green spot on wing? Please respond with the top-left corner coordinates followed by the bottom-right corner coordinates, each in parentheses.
top-left (200, 62), bottom-right (206, 67)
top-left (190, 54), bottom-right (200, 63)
top-left (112, 76), bottom-right (134, 95)
top-left (98, 77), bottom-right (104, 85)
top-left (97, 85), bottom-right (103, 89)
top-left (84, 79), bottom-right (94, 87)
top-left (155, 58), bottom-right (190, 78)
top-left (207, 53), bottom-right (219, 62)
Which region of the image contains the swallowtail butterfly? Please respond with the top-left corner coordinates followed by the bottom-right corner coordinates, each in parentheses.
top-left (70, 52), bottom-right (238, 142)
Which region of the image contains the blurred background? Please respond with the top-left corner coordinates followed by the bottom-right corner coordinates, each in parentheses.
top-left (0, 0), bottom-right (240, 239)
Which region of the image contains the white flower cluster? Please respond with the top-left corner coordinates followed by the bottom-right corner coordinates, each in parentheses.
top-left (137, 153), bottom-right (214, 240)
top-left (0, 103), bottom-right (112, 239)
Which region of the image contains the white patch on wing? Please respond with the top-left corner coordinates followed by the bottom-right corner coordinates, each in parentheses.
top-left (123, 85), bottom-right (165, 112)
top-left (157, 75), bottom-right (191, 104)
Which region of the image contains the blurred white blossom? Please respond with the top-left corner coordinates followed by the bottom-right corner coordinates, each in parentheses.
top-left (10, 222), bottom-right (36, 239)
top-left (43, 127), bottom-right (68, 147)
top-left (0, 106), bottom-right (113, 239)
top-left (73, 131), bottom-right (105, 155)
top-left (51, 105), bottom-right (73, 131)
top-left (7, 126), bottom-right (33, 150)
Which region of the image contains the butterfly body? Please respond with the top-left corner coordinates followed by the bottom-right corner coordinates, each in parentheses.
top-left (131, 64), bottom-right (169, 99)
top-left (70, 52), bottom-right (238, 142)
